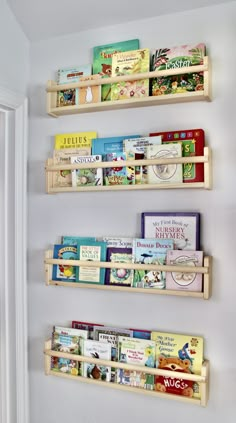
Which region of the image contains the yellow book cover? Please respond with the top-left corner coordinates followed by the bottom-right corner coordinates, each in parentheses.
top-left (54, 131), bottom-right (97, 150)
top-left (151, 331), bottom-right (204, 399)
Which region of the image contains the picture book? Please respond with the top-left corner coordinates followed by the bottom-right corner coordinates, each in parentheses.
top-left (146, 143), bottom-right (183, 184)
top-left (111, 48), bottom-right (150, 101)
top-left (105, 247), bottom-right (133, 286)
top-left (141, 212), bottom-right (201, 250)
top-left (132, 238), bottom-right (174, 289)
top-left (56, 64), bottom-right (92, 107)
top-left (149, 129), bottom-right (205, 183)
top-left (76, 240), bottom-right (107, 284)
top-left (62, 236), bottom-right (96, 245)
top-left (117, 336), bottom-right (156, 390)
top-left (166, 250), bottom-right (203, 292)
top-left (151, 331), bottom-right (204, 399)
top-left (130, 328), bottom-right (151, 340)
top-left (57, 89), bottom-right (76, 107)
top-left (123, 136), bottom-right (162, 184)
top-left (104, 152), bottom-right (135, 185)
top-left (52, 147), bottom-right (91, 188)
top-left (71, 155), bottom-right (103, 187)
top-left (91, 134), bottom-right (140, 158)
top-left (151, 43), bottom-right (206, 96)
top-left (54, 131), bottom-right (97, 150)
top-left (78, 74), bottom-right (101, 104)
top-left (93, 39), bottom-right (140, 101)
top-left (102, 236), bottom-right (133, 249)
top-left (72, 320), bottom-right (104, 340)
top-left (52, 244), bottom-right (77, 282)
top-left (82, 339), bottom-right (112, 381)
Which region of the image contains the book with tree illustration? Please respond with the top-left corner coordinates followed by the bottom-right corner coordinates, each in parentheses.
top-left (82, 339), bottom-right (112, 381)
top-left (56, 64), bottom-right (92, 107)
top-left (54, 131), bottom-right (97, 150)
top-left (52, 147), bottom-right (91, 188)
top-left (105, 247), bottom-right (133, 286)
top-left (71, 155), bottom-right (103, 187)
top-left (76, 240), bottom-right (107, 284)
top-left (52, 244), bottom-right (77, 282)
top-left (146, 143), bottom-right (183, 185)
top-left (166, 250), bottom-right (203, 292)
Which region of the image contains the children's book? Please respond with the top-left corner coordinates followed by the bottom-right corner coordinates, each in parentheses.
top-left (78, 74), bottom-right (101, 104)
top-left (123, 136), bottom-right (162, 184)
top-left (151, 43), bottom-right (206, 96)
top-left (93, 39), bottom-right (139, 101)
top-left (54, 131), bottom-right (97, 150)
top-left (166, 250), bottom-right (203, 292)
top-left (71, 155), bottom-right (103, 187)
top-left (72, 320), bottom-right (104, 340)
top-left (132, 238), bottom-right (174, 289)
top-left (56, 64), bottom-right (92, 106)
top-left (91, 134), bottom-right (140, 159)
top-left (111, 48), bottom-right (150, 101)
top-left (149, 129), bottom-right (205, 183)
top-left (146, 143), bottom-right (183, 184)
top-left (52, 147), bottom-right (91, 188)
top-left (52, 244), bottom-right (77, 282)
top-left (82, 339), bottom-right (112, 381)
top-left (102, 236), bottom-right (133, 249)
top-left (130, 328), bottom-right (151, 340)
top-left (141, 212), bottom-right (201, 250)
top-left (104, 152), bottom-right (135, 185)
top-left (105, 247), bottom-right (133, 286)
top-left (62, 236), bottom-right (96, 245)
top-left (76, 240), bottom-right (107, 284)
top-left (151, 331), bottom-right (204, 399)
top-left (117, 336), bottom-right (155, 390)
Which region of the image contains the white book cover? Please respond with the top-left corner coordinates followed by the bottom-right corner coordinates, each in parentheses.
top-left (166, 250), bottom-right (203, 292)
top-left (71, 155), bottom-right (103, 187)
top-left (102, 237), bottom-right (133, 248)
top-left (146, 143), bottom-right (182, 184)
top-left (82, 339), bottom-right (111, 382)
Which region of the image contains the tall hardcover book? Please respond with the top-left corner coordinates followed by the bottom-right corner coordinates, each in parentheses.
top-left (54, 131), bottom-right (97, 150)
top-left (52, 244), bottom-right (77, 282)
top-left (105, 247), bottom-right (133, 286)
top-left (71, 155), bottom-right (103, 187)
top-left (52, 147), bottom-right (91, 188)
top-left (56, 64), bottom-right (92, 107)
top-left (166, 250), bottom-right (203, 292)
top-left (146, 143), bottom-right (183, 185)
top-left (76, 240), bottom-right (107, 284)
top-left (93, 39), bottom-right (139, 102)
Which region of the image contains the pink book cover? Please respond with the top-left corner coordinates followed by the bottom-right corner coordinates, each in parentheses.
top-left (166, 250), bottom-right (203, 292)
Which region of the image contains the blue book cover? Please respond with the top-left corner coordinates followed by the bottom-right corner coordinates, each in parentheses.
top-left (91, 135), bottom-right (140, 158)
top-left (62, 236), bottom-right (96, 245)
top-left (76, 240), bottom-right (107, 284)
top-left (52, 244), bottom-right (77, 282)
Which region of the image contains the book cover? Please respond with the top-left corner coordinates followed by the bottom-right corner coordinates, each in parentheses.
top-left (57, 64), bottom-right (92, 106)
top-left (105, 247), bottom-right (133, 286)
top-left (52, 147), bottom-right (91, 187)
top-left (102, 236), bottom-right (133, 249)
top-left (62, 236), bottom-right (96, 245)
top-left (72, 320), bottom-right (104, 340)
top-left (111, 48), bottom-right (150, 101)
top-left (54, 131), bottom-right (97, 150)
top-left (117, 336), bottom-right (155, 390)
top-left (150, 129), bottom-right (205, 183)
top-left (91, 134), bottom-right (140, 158)
top-left (166, 250), bottom-right (203, 292)
top-left (52, 244), bottom-right (77, 282)
top-left (78, 74), bottom-right (101, 104)
top-left (132, 238), bottom-right (174, 289)
top-left (141, 212), bottom-right (201, 250)
top-left (76, 240), bottom-right (107, 284)
top-left (93, 39), bottom-right (140, 101)
top-left (123, 136), bottom-right (162, 184)
top-left (130, 328), bottom-right (151, 340)
top-left (104, 152), bottom-right (135, 185)
top-left (151, 331), bottom-right (204, 398)
top-left (151, 43), bottom-right (206, 96)
top-left (82, 339), bottom-right (112, 381)
top-left (146, 143), bottom-right (183, 184)
top-left (71, 155), bottom-right (103, 187)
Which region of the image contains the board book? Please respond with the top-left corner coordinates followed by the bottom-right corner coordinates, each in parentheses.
top-left (82, 339), bottom-right (112, 381)
top-left (78, 74), bottom-right (101, 104)
top-left (166, 250), bottom-right (203, 292)
top-left (104, 152), bottom-right (135, 185)
top-left (54, 131), bottom-right (97, 150)
top-left (56, 64), bottom-right (92, 107)
top-left (52, 147), bottom-right (91, 188)
top-left (146, 143), bottom-right (183, 184)
top-left (71, 155), bottom-right (103, 187)
top-left (105, 247), bottom-right (133, 286)
top-left (52, 244), bottom-right (77, 282)
top-left (91, 134), bottom-right (139, 158)
top-left (76, 240), bottom-right (107, 284)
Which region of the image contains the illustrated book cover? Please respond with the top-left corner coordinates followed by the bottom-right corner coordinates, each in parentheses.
top-left (82, 339), bottom-right (112, 381)
top-left (102, 236), bottom-right (133, 249)
top-left (105, 247), bottom-right (133, 286)
top-left (151, 331), bottom-right (204, 398)
top-left (72, 320), bottom-right (104, 340)
top-left (91, 134), bottom-right (140, 158)
top-left (111, 48), bottom-right (150, 101)
top-left (166, 250), bottom-right (203, 292)
top-left (62, 236), bottom-right (96, 245)
top-left (54, 131), bottom-right (97, 150)
top-left (56, 64), bottom-right (92, 107)
top-left (52, 147), bottom-right (91, 188)
top-left (141, 212), bottom-right (201, 250)
top-left (149, 128), bottom-right (205, 183)
top-left (52, 244), bottom-right (77, 282)
top-left (146, 143), bottom-right (183, 184)
top-left (93, 39), bottom-right (140, 101)
top-left (71, 155), bottom-right (103, 187)
top-left (151, 43), bottom-right (206, 96)
top-left (104, 152), bottom-right (135, 185)
top-left (76, 240), bottom-right (107, 284)
top-left (78, 74), bottom-right (101, 104)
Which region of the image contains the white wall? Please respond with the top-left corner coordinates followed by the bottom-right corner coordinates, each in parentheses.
top-left (28, 2), bottom-right (236, 423)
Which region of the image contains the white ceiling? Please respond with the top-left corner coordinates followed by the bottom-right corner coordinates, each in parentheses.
top-left (7, 0), bottom-right (232, 42)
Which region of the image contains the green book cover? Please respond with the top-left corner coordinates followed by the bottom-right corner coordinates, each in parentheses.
top-left (76, 240), bottom-right (107, 284)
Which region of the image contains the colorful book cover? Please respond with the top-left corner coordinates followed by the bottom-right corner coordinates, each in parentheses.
top-left (123, 136), bottom-right (162, 184)
top-left (130, 328), bottom-right (151, 340)
top-left (78, 74), bottom-right (101, 104)
top-left (91, 134), bottom-right (140, 158)
top-left (52, 147), bottom-right (91, 187)
top-left (111, 48), bottom-right (150, 101)
top-left (117, 336), bottom-right (155, 390)
top-left (102, 236), bottom-right (133, 249)
top-left (71, 155), bottom-right (103, 187)
top-left (104, 152), bottom-right (135, 186)
top-left (62, 236), bottom-right (96, 245)
top-left (146, 143), bottom-right (183, 184)
top-left (141, 212), bottom-right (201, 250)
top-left (150, 129), bottom-right (205, 183)
top-left (132, 238), bottom-right (174, 289)
top-left (76, 240), bottom-right (107, 284)
top-left (93, 39), bottom-right (139, 101)
top-left (105, 247), bottom-right (133, 286)
top-left (72, 320), bottom-right (104, 340)
top-left (52, 244), bottom-right (77, 282)
top-left (166, 250), bottom-right (203, 292)
top-left (82, 339), bottom-right (112, 381)
top-left (57, 64), bottom-right (92, 106)
top-left (151, 43), bottom-right (206, 96)
top-left (151, 331), bottom-right (204, 399)
top-left (54, 131), bottom-right (97, 150)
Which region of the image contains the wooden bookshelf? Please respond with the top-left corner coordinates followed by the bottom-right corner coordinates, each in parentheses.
top-left (44, 339), bottom-right (209, 406)
top-left (44, 251), bottom-right (212, 300)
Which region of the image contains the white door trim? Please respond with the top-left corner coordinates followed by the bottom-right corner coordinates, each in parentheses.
top-left (0, 86), bottom-right (28, 423)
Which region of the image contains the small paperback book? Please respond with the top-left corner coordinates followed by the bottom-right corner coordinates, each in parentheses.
top-left (52, 244), bottom-right (77, 282)
top-left (104, 152), bottom-right (135, 185)
top-left (54, 131), bottom-right (97, 150)
top-left (151, 331), bottom-right (204, 399)
top-left (146, 143), bottom-right (183, 184)
top-left (72, 320), bottom-right (104, 340)
top-left (82, 339), bottom-right (112, 381)
top-left (52, 147), bottom-right (91, 188)
top-left (102, 236), bottom-right (133, 249)
top-left (71, 155), bottom-right (103, 187)
top-left (56, 64), bottom-right (92, 107)
top-left (166, 250), bottom-right (203, 292)
top-left (117, 336), bottom-right (156, 390)
top-left (105, 247), bottom-right (133, 287)
top-left (78, 74), bottom-right (101, 104)
top-left (76, 240), bottom-right (107, 284)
